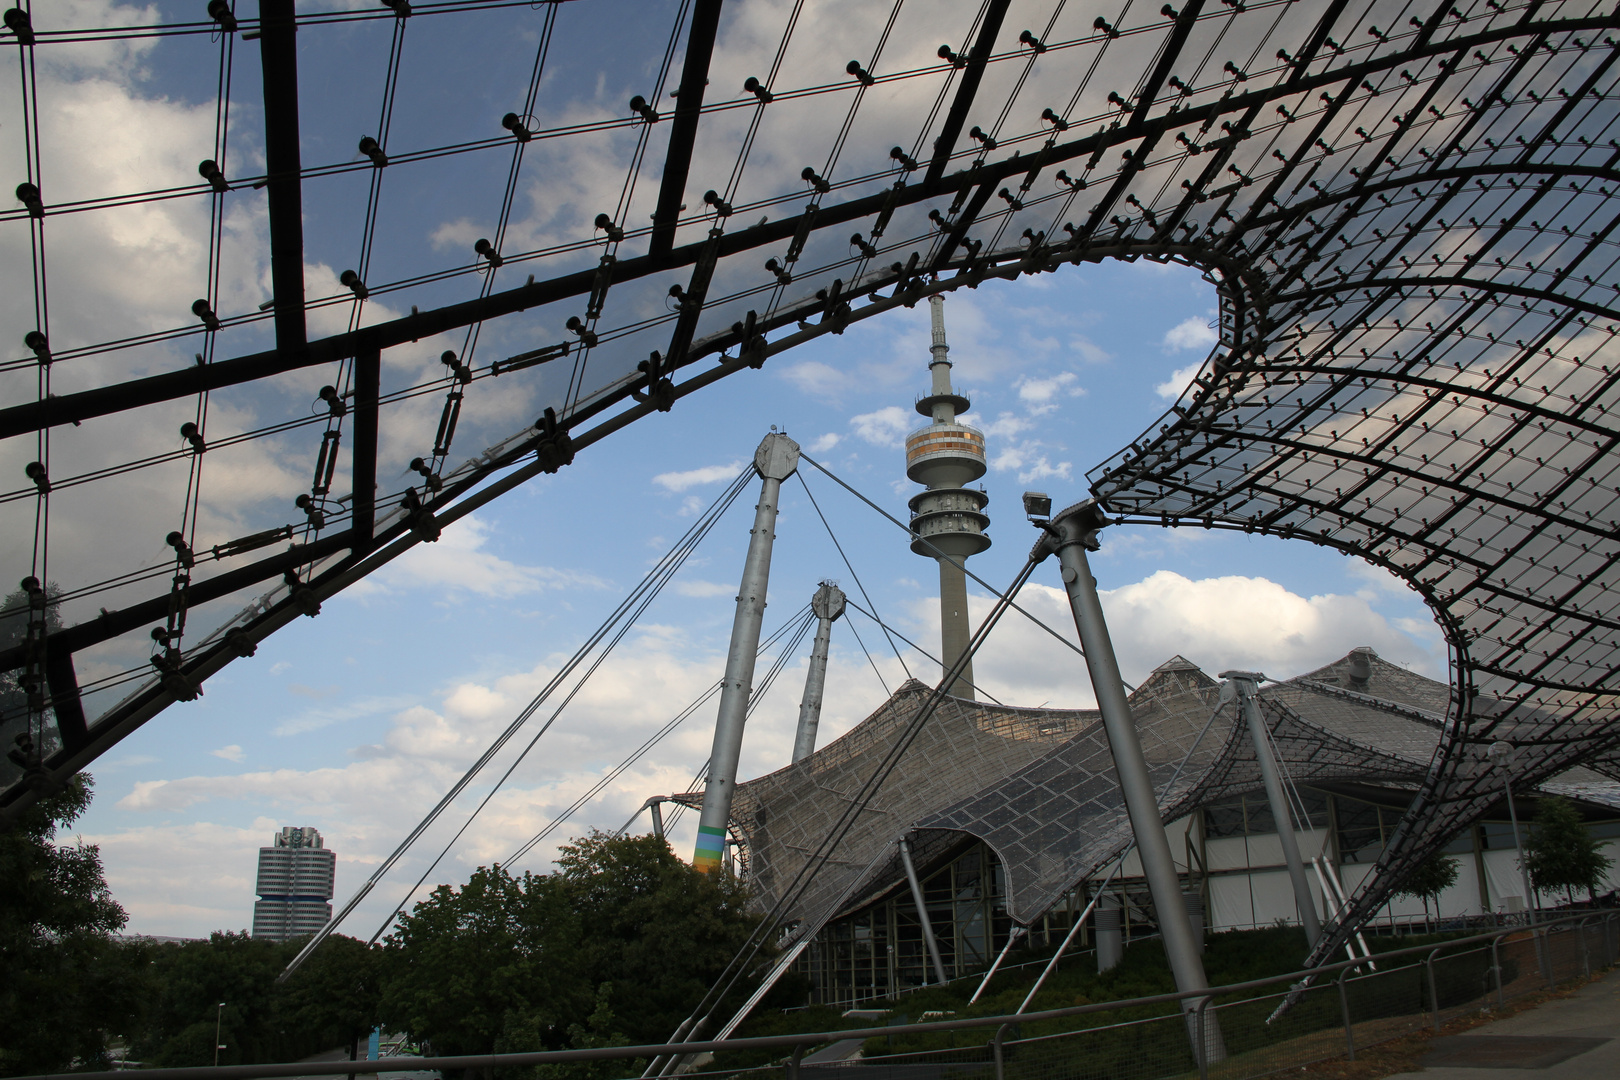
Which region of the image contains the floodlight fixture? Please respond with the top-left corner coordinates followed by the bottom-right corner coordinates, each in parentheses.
top-left (1022, 491), bottom-right (1052, 521)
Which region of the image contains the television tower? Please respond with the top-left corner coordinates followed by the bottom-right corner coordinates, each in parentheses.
top-left (905, 294), bottom-right (989, 698)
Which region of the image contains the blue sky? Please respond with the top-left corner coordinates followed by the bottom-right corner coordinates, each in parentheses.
top-left (5, 1), bottom-right (1448, 939)
top-left (76, 259), bottom-right (1446, 938)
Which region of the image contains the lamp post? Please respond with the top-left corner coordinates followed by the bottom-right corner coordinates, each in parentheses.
top-left (214, 1002), bottom-right (226, 1067)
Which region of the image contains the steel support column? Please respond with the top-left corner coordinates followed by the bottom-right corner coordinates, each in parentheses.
top-left (1044, 498), bottom-right (1224, 1062)
top-left (1225, 672), bottom-right (1322, 947)
top-left (693, 433), bottom-right (799, 871)
top-left (792, 582), bottom-right (844, 763)
top-left (899, 836), bottom-right (950, 986)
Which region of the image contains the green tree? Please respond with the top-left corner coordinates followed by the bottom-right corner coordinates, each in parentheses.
top-left (122, 932), bottom-right (384, 1068)
top-left (380, 864), bottom-right (585, 1059)
top-left (0, 774), bottom-right (139, 1076)
top-left (556, 832), bottom-right (766, 1046)
top-left (378, 832), bottom-right (769, 1067)
top-left (276, 932), bottom-right (386, 1061)
top-left (500, 983), bottom-right (639, 1080)
top-left (1524, 796), bottom-right (1614, 906)
top-left (127, 932), bottom-right (296, 1066)
top-left (1392, 852), bottom-right (1459, 934)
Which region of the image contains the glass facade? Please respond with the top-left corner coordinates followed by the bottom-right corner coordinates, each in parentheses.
top-left (795, 789), bottom-right (1620, 1005)
top-left (798, 840), bottom-right (1017, 1007)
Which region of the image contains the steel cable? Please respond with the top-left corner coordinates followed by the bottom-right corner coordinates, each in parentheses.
top-left (277, 462), bottom-right (755, 980)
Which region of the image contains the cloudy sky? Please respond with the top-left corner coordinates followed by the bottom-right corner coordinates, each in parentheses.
top-left (7, 1), bottom-right (1447, 940)
top-left (74, 256), bottom-right (1447, 940)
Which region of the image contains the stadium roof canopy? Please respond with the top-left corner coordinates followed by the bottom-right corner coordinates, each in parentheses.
top-left (3, 0), bottom-right (1618, 966)
top-left (687, 649), bottom-right (1618, 935)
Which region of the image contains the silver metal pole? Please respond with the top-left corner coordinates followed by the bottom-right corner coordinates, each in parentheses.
top-left (899, 836), bottom-right (950, 985)
top-left (1225, 673), bottom-right (1322, 946)
top-left (792, 583), bottom-right (845, 763)
top-left (1500, 768), bottom-right (1538, 925)
top-left (1490, 741), bottom-right (1547, 980)
top-left (969, 926), bottom-right (1026, 1004)
top-left (650, 799), bottom-right (664, 839)
top-left (1044, 499), bottom-right (1223, 1062)
top-left (693, 433), bottom-right (800, 872)
top-left (1018, 850), bottom-right (1130, 1013)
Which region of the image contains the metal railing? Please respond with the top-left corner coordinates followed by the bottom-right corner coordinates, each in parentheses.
top-left (21, 911), bottom-right (1617, 1080)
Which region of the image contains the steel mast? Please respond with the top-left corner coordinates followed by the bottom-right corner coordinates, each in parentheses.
top-left (692, 433), bottom-right (799, 872)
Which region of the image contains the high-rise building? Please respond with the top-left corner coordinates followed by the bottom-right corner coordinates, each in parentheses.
top-left (251, 826), bottom-right (335, 942)
top-left (905, 294), bottom-right (989, 698)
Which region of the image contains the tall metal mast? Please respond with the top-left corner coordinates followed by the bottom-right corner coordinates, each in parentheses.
top-left (693, 433), bottom-right (800, 872)
top-left (1038, 497), bottom-right (1224, 1063)
top-left (905, 294), bottom-right (989, 698)
top-left (1224, 672), bottom-right (1322, 945)
top-left (791, 582), bottom-right (845, 764)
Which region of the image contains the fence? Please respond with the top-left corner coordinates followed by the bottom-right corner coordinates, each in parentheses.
top-left (19, 911), bottom-right (1618, 1080)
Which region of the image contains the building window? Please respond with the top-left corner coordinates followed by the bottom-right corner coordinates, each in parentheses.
top-left (1334, 797), bottom-right (1385, 863)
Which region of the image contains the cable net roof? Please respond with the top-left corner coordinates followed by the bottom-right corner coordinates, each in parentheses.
top-left (2, 0), bottom-right (1618, 966)
top-left (714, 650), bottom-right (1616, 935)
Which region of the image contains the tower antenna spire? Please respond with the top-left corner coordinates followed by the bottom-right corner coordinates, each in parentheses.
top-left (905, 295), bottom-right (989, 698)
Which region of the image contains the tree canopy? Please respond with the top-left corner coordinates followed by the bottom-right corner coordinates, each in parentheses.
top-left (1392, 852), bottom-right (1460, 932)
top-left (1524, 797), bottom-right (1615, 905)
top-left (124, 931), bottom-right (384, 1068)
top-left (380, 831), bottom-right (767, 1059)
top-left (0, 775), bottom-right (136, 1076)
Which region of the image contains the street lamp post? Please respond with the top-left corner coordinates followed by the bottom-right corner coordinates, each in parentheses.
top-left (214, 1002), bottom-right (226, 1067)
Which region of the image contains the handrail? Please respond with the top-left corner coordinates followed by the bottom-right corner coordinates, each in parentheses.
top-left (17, 910), bottom-right (1611, 1080)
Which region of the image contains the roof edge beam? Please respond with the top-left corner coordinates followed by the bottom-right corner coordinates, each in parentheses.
top-left (924, 0), bottom-right (1011, 187)
top-left (649, 0), bottom-right (723, 261)
top-left (259, 0), bottom-right (307, 355)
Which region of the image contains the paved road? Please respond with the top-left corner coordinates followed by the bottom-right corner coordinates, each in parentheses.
top-left (1385, 968), bottom-right (1619, 1079)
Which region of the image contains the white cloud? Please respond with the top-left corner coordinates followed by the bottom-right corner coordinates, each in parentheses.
top-left (673, 580), bottom-right (734, 598)
top-left (210, 745), bottom-right (245, 763)
top-left (364, 515), bottom-right (598, 597)
top-left (850, 405), bottom-right (912, 448)
top-left (969, 412), bottom-right (1033, 440)
top-left (1015, 372), bottom-right (1084, 415)
top-left (990, 441), bottom-right (1073, 484)
top-left (95, 625), bottom-right (907, 936)
top-left (1163, 316), bottom-right (1219, 352)
top-left (809, 432), bottom-right (842, 453)
top-left (779, 360), bottom-right (850, 399)
top-left (1156, 362), bottom-right (1204, 401)
top-left (918, 572), bottom-right (1442, 710)
top-left (652, 461), bottom-right (745, 492)
top-left (1069, 336), bottom-right (1111, 364)
top-left (273, 694), bottom-right (421, 737)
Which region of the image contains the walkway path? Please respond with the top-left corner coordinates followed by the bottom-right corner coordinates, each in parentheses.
top-left (1384, 967), bottom-right (1618, 1079)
